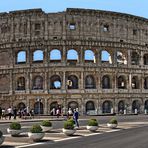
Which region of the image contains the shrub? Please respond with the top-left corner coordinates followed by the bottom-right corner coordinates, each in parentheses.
top-left (41, 120), bottom-right (52, 127)
top-left (64, 121), bottom-right (74, 130)
top-left (0, 131), bottom-right (3, 137)
top-left (88, 119), bottom-right (98, 126)
top-left (30, 124), bottom-right (42, 133)
top-left (67, 118), bottom-right (75, 124)
top-left (109, 118), bottom-right (118, 124)
top-left (10, 122), bottom-right (21, 130)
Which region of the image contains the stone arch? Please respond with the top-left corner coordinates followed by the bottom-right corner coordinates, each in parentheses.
top-left (50, 101), bottom-right (58, 111)
top-left (132, 100), bottom-right (141, 113)
top-left (131, 51), bottom-right (139, 65)
top-left (34, 102), bottom-right (43, 114)
top-left (144, 54), bottom-right (148, 65)
top-left (118, 75), bottom-right (127, 89)
top-left (102, 100), bottom-right (113, 113)
top-left (50, 49), bottom-right (61, 61)
top-left (67, 75), bottom-right (78, 89)
top-left (16, 51), bottom-right (26, 64)
top-left (50, 75), bottom-right (61, 89)
top-left (85, 101), bottom-right (95, 112)
top-left (117, 51), bottom-right (127, 65)
top-left (32, 76), bottom-right (43, 90)
top-left (144, 100), bottom-right (148, 110)
top-left (118, 100), bottom-right (125, 113)
top-left (102, 75), bottom-right (111, 89)
top-left (144, 77), bottom-right (148, 89)
top-left (16, 77), bottom-right (25, 90)
top-left (84, 49), bottom-right (96, 63)
top-left (67, 49), bottom-right (78, 61)
top-left (132, 76), bottom-right (139, 89)
top-left (17, 102), bottom-right (26, 110)
top-left (101, 50), bottom-right (112, 64)
top-left (85, 75), bottom-right (96, 89)
top-left (68, 101), bottom-right (78, 110)
top-left (33, 49), bottom-right (44, 62)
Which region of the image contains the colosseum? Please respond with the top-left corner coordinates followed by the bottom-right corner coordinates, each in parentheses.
top-left (0, 8), bottom-right (148, 115)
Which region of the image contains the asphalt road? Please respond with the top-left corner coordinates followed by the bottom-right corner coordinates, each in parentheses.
top-left (27, 125), bottom-right (148, 148)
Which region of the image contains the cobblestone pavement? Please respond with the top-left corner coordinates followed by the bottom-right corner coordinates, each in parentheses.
top-left (1, 122), bottom-right (148, 148)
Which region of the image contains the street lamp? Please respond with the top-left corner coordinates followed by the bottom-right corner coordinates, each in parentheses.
top-left (36, 97), bottom-right (42, 117)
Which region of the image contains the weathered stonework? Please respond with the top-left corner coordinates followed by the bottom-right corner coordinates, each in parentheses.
top-left (0, 8), bottom-right (148, 115)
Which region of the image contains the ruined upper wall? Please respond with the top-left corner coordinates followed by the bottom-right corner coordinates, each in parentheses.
top-left (0, 8), bottom-right (148, 46)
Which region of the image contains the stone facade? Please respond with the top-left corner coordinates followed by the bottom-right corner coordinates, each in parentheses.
top-left (0, 8), bottom-right (148, 115)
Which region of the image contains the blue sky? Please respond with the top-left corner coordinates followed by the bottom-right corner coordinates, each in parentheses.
top-left (0, 0), bottom-right (148, 18)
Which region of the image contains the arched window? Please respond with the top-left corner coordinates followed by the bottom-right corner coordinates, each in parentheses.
top-left (67, 49), bottom-right (78, 60)
top-left (84, 50), bottom-right (96, 63)
top-left (50, 49), bottom-right (61, 61)
top-left (67, 75), bottom-right (78, 89)
top-left (132, 100), bottom-right (140, 113)
top-left (33, 50), bottom-right (43, 62)
top-left (102, 100), bottom-right (113, 113)
top-left (17, 77), bottom-right (25, 90)
top-left (50, 101), bottom-right (58, 112)
top-left (68, 101), bottom-right (78, 110)
top-left (144, 54), bottom-right (148, 65)
top-left (131, 52), bottom-right (139, 65)
top-left (102, 75), bottom-right (111, 89)
top-left (117, 51), bottom-right (127, 65)
top-left (118, 101), bottom-right (125, 113)
top-left (144, 77), bottom-right (148, 89)
top-left (101, 50), bottom-right (112, 64)
top-left (118, 76), bottom-right (126, 89)
top-left (85, 75), bottom-right (96, 89)
top-left (33, 76), bottom-right (43, 90)
top-left (17, 51), bottom-right (26, 64)
top-left (132, 76), bottom-right (139, 89)
top-left (17, 102), bottom-right (26, 110)
top-left (50, 75), bottom-right (61, 89)
top-left (86, 101), bottom-right (95, 113)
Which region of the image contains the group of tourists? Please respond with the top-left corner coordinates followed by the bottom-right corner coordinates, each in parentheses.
top-left (0, 106), bottom-right (34, 120)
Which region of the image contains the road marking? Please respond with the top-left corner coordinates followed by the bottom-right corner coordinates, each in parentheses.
top-left (16, 142), bottom-right (43, 148)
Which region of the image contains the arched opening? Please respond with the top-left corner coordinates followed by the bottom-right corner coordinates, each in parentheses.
top-left (131, 52), bottom-right (139, 65)
top-left (84, 50), bottom-right (96, 63)
top-left (50, 75), bottom-right (61, 89)
top-left (32, 76), bottom-right (43, 90)
top-left (132, 100), bottom-right (140, 113)
top-left (68, 101), bottom-right (78, 110)
top-left (102, 100), bottom-right (113, 113)
top-left (67, 75), bottom-right (78, 89)
top-left (50, 101), bottom-right (58, 111)
top-left (118, 100), bottom-right (125, 113)
top-left (17, 77), bottom-right (25, 90)
top-left (144, 54), bottom-right (148, 65)
top-left (118, 76), bottom-right (126, 89)
top-left (144, 77), bottom-right (148, 89)
top-left (85, 75), bottom-right (96, 89)
top-left (102, 75), bottom-right (111, 89)
top-left (34, 102), bottom-right (43, 114)
top-left (50, 49), bottom-right (61, 62)
top-left (17, 102), bottom-right (26, 110)
top-left (33, 50), bottom-right (44, 62)
top-left (17, 51), bottom-right (26, 64)
top-left (117, 51), bottom-right (127, 65)
top-left (144, 100), bottom-right (148, 111)
top-left (101, 50), bottom-right (112, 64)
top-left (67, 49), bottom-right (78, 64)
top-left (86, 101), bottom-right (95, 113)
top-left (132, 76), bottom-right (139, 89)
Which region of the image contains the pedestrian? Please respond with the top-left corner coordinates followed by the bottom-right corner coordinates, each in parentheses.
top-left (56, 108), bottom-right (60, 118)
top-left (67, 108), bottom-right (73, 119)
top-left (13, 107), bottom-right (17, 120)
top-left (7, 106), bottom-right (12, 120)
top-left (0, 107), bottom-right (2, 119)
top-left (73, 108), bottom-right (79, 127)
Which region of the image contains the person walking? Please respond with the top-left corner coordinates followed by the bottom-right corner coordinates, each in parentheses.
top-left (7, 106), bottom-right (12, 120)
top-left (0, 107), bottom-right (2, 119)
top-left (73, 108), bottom-right (79, 128)
top-left (13, 107), bottom-right (17, 120)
